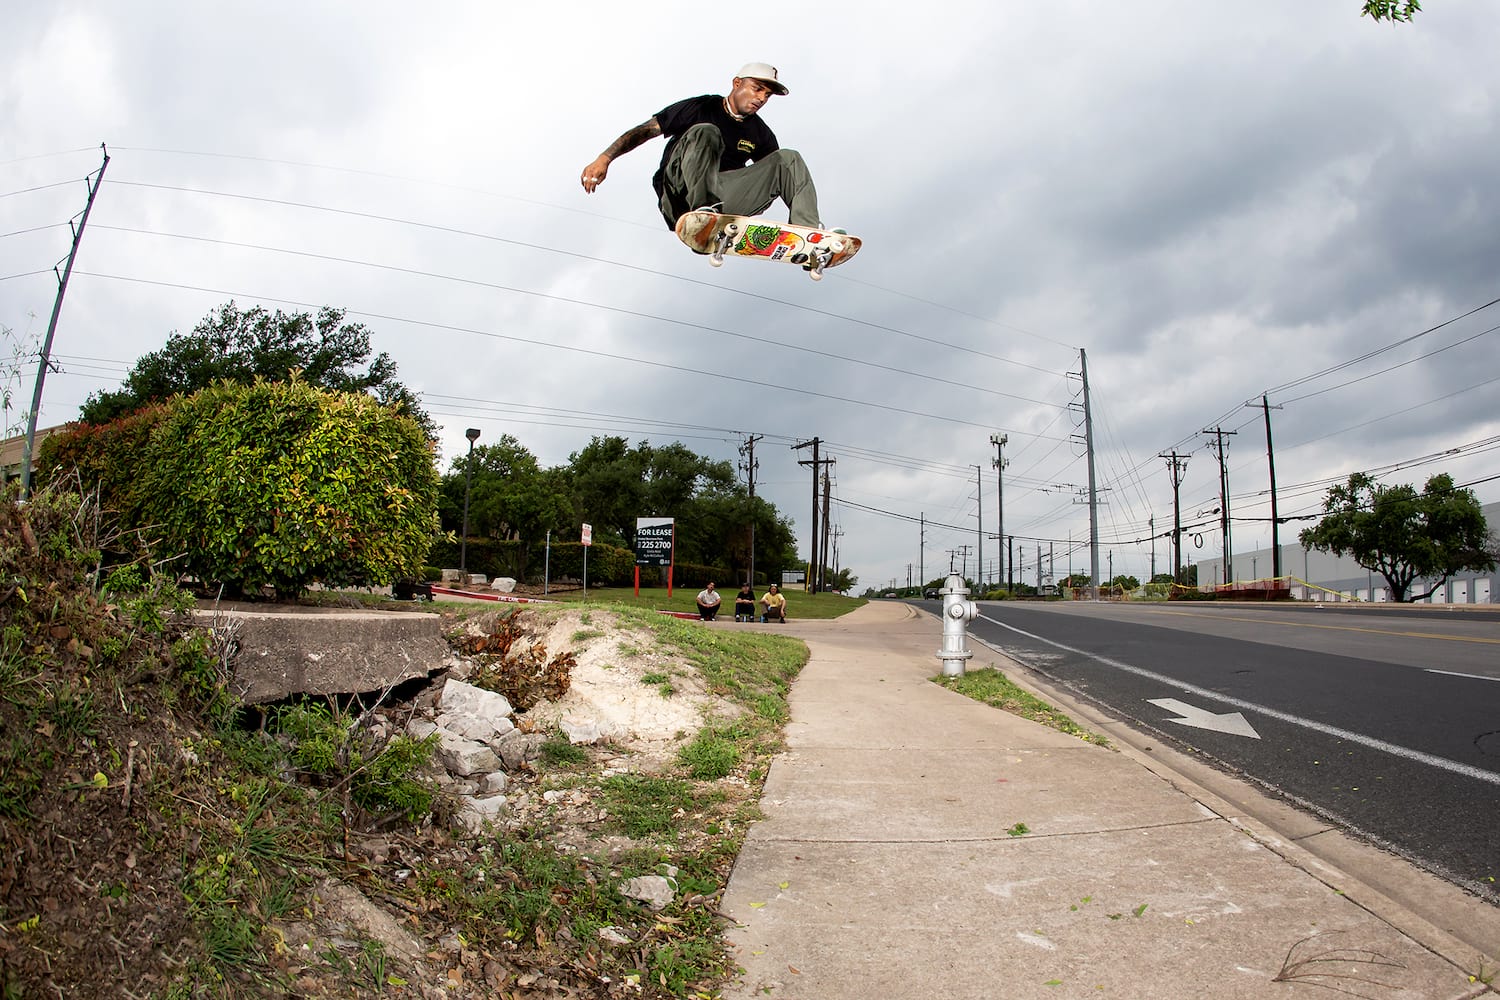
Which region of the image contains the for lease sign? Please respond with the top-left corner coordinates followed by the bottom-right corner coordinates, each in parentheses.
top-left (634, 517), bottom-right (674, 566)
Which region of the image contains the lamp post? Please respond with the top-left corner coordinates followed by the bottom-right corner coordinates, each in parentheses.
top-left (460, 428), bottom-right (480, 574)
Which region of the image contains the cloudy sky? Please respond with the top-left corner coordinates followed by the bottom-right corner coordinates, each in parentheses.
top-left (4, 2), bottom-right (1498, 592)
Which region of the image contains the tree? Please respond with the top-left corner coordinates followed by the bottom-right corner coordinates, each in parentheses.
top-left (1362, 0), bottom-right (1421, 22)
top-left (79, 301), bottom-right (434, 437)
top-left (1299, 473), bottom-right (1494, 602)
top-left (439, 435), bottom-right (573, 578)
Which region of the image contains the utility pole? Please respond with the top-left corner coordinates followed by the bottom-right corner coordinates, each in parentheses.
top-left (1008, 535), bottom-right (1014, 592)
top-left (739, 434), bottom-right (762, 588)
top-left (19, 144), bottom-right (110, 499)
top-left (990, 434), bottom-right (1008, 591)
top-left (1079, 349), bottom-right (1100, 600)
top-left (1160, 450), bottom-right (1190, 584)
top-left (1202, 426), bottom-right (1238, 584)
top-left (831, 526), bottom-right (844, 587)
top-left (919, 512), bottom-right (925, 588)
top-left (792, 439), bottom-right (828, 593)
top-left (1248, 396), bottom-right (1284, 580)
top-left (819, 461), bottom-right (835, 592)
top-left (957, 544), bottom-right (972, 581)
top-left (973, 464), bottom-right (983, 588)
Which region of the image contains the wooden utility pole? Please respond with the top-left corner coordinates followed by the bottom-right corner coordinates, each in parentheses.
top-left (1248, 396), bottom-right (1284, 580)
top-left (990, 434), bottom-right (1008, 589)
top-left (739, 434), bottom-right (762, 586)
top-left (793, 439), bottom-right (832, 592)
top-left (1202, 426), bottom-right (1238, 583)
top-left (1160, 450), bottom-right (1190, 584)
top-left (19, 144), bottom-right (109, 499)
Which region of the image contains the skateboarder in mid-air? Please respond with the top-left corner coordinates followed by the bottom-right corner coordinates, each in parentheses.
top-left (580, 62), bottom-right (826, 231)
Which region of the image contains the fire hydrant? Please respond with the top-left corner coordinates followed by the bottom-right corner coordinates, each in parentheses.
top-left (936, 573), bottom-right (978, 677)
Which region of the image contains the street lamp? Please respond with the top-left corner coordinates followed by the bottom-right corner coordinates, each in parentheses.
top-left (460, 427), bottom-right (481, 573)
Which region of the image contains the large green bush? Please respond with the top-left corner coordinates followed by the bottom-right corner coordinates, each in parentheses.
top-left (35, 404), bottom-right (169, 524)
top-left (138, 379), bottom-right (439, 598)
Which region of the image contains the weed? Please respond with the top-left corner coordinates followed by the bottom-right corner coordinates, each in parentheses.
top-left (679, 729), bottom-right (739, 780)
top-left (600, 774), bottom-right (702, 839)
top-left (641, 670), bottom-right (675, 698)
top-left (540, 737), bottom-right (589, 769)
top-left (1008, 822), bottom-right (1030, 837)
top-left (572, 628), bottom-right (604, 643)
top-left (936, 668), bottom-right (1109, 746)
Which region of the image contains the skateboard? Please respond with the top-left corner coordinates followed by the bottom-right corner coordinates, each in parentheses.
top-left (674, 210), bottom-right (861, 281)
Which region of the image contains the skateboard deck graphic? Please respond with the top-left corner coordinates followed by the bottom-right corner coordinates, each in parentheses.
top-left (674, 211), bottom-right (861, 280)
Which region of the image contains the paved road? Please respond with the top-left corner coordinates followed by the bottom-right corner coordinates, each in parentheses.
top-left (932, 599), bottom-right (1500, 904)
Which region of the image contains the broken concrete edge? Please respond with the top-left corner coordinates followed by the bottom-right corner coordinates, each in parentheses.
top-left (191, 605), bottom-right (451, 704)
top-left (959, 625), bottom-right (1500, 977)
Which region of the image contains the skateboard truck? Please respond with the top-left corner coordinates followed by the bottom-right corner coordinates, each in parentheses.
top-left (804, 239), bottom-right (843, 281)
top-left (710, 221), bottom-right (740, 268)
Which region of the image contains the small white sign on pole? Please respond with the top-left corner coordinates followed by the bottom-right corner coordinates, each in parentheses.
top-left (581, 523), bottom-right (593, 547)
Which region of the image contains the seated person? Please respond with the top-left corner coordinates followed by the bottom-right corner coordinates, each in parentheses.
top-left (695, 581), bottom-right (721, 621)
top-left (734, 583), bottom-right (757, 621)
top-left (760, 583), bottom-right (787, 623)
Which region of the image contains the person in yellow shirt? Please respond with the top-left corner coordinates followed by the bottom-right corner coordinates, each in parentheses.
top-left (760, 583), bottom-right (787, 623)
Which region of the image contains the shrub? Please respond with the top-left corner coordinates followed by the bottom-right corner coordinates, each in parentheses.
top-left (34, 405), bottom-right (170, 525)
top-left (138, 379), bottom-right (439, 598)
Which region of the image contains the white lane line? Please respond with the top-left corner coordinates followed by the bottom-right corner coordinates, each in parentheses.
top-left (978, 614), bottom-right (1500, 788)
top-left (1425, 668), bottom-right (1500, 683)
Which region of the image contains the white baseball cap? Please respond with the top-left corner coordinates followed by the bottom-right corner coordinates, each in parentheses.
top-left (736, 62), bottom-right (789, 96)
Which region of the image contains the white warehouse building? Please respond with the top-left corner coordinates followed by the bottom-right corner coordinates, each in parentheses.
top-left (1193, 502), bottom-right (1500, 604)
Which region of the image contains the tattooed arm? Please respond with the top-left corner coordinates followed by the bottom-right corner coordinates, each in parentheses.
top-left (580, 118), bottom-right (662, 193)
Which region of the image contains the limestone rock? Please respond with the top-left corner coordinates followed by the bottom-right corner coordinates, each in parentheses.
top-left (620, 874), bottom-right (676, 911)
top-left (438, 679), bottom-right (515, 720)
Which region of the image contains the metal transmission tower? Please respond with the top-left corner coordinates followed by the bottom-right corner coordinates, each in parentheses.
top-left (1247, 395), bottom-right (1284, 580)
top-left (19, 144), bottom-right (110, 499)
top-left (990, 434), bottom-right (1008, 589)
top-left (738, 434), bottom-right (762, 586)
top-left (1159, 450), bottom-right (1190, 584)
top-left (1202, 426), bottom-right (1238, 584)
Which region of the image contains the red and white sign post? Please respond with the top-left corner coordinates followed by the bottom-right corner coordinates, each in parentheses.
top-left (581, 523), bottom-right (592, 597)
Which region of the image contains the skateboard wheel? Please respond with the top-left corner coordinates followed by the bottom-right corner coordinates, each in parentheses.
top-left (809, 269), bottom-right (824, 282)
top-left (710, 256), bottom-right (724, 268)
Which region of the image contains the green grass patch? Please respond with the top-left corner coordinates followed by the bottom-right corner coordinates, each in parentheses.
top-left (678, 729), bottom-right (740, 780)
top-left (599, 774), bottom-right (718, 839)
top-left (935, 668), bottom-right (1109, 746)
top-left (539, 736), bottom-right (590, 769)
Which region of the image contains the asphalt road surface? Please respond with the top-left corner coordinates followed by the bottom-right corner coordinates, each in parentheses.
top-left (935, 599), bottom-right (1500, 904)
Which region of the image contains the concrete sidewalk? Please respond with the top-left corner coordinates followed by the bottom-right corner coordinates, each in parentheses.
top-left (719, 601), bottom-right (1495, 999)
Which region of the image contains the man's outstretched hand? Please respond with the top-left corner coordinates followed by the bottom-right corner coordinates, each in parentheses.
top-left (580, 155), bottom-right (610, 193)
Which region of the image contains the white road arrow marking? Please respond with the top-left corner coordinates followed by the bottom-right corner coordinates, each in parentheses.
top-left (1147, 698), bottom-right (1261, 739)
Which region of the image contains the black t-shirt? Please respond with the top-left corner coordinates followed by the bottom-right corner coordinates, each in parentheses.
top-left (651, 94), bottom-right (779, 203)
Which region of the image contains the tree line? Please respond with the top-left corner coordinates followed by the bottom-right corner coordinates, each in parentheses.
top-left (31, 301), bottom-right (800, 596)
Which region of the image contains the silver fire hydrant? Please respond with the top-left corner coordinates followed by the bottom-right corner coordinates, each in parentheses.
top-left (936, 573), bottom-right (978, 677)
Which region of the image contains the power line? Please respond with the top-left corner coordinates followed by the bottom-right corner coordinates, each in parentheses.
top-left (91, 223), bottom-right (1066, 411)
top-left (75, 269), bottom-right (1059, 438)
top-left (104, 179), bottom-right (1070, 378)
